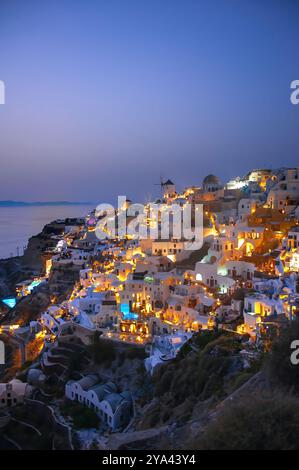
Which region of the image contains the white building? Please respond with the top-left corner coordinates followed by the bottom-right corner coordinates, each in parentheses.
top-left (145, 332), bottom-right (191, 375)
top-left (237, 198), bottom-right (259, 221)
top-left (267, 168), bottom-right (299, 212)
top-left (68, 288), bottom-right (118, 329)
top-left (120, 272), bottom-right (170, 312)
top-left (65, 376), bottom-right (132, 431)
top-left (40, 306), bottom-right (66, 334)
top-left (218, 260), bottom-right (255, 282)
top-left (0, 380), bottom-right (31, 407)
top-left (243, 293), bottom-right (283, 330)
top-left (151, 239), bottom-right (187, 261)
top-left (195, 261), bottom-right (235, 293)
top-left (52, 249), bottom-right (90, 267)
top-left (286, 227), bottom-right (299, 250)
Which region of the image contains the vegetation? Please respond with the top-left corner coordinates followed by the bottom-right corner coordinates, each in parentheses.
top-left (183, 322), bottom-right (299, 449)
top-left (68, 350), bottom-right (86, 372)
top-left (194, 394), bottom-right (299, 450)
top-left (266, 318), bottom-right (299, 393)
top-left (60, 400), bottom-right (99, 429)
top-left (88, 332), bottom-right (116, 364)
top-left (125, 346), bottom-right (147, 360)
top-left (138, 331), bottom-right (249, 428)
top-left (192, 329), bottom-right (224, 351)
top-left (154, 333), bottom-right (244, 405)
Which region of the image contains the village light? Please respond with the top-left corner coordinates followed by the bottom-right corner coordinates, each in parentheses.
top-left (9, 325), bottom-right (20, 331)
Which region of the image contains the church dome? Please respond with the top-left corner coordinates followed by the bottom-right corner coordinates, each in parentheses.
top-left (203, 174), bottom-right (220, 186)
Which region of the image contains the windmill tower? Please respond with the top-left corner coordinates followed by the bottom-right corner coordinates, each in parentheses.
top-left (162, 179), bottom-right (176, 198)
top-left (154, 177), bottom-right (176, 199)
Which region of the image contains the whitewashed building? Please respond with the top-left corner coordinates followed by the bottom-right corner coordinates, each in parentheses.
top-left (65, 376), bottom-right (132, 431)
top-left (0, 380), bottom-right (31, 407)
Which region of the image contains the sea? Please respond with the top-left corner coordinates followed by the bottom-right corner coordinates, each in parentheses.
top-left (0, 204), bottom-right (94, 260)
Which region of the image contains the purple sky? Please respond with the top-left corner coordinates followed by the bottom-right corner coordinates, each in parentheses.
top-left (0, 0), bottom-right (299, 204)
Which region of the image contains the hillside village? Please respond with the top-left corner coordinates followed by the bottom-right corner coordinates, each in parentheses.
top-left (1, 166), bottom-right (299, 449)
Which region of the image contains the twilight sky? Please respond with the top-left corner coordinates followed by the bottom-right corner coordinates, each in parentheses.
top-left (0, 0), bottom-right (298, 204)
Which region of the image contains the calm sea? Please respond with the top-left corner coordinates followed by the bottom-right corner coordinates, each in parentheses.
top-left (0, 205), bottom-right (94, 260)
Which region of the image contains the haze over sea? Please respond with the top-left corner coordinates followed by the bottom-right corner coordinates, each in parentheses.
top-left (0, 204), bottom-right (94, 260)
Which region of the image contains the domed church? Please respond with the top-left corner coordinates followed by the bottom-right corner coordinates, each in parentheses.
top-left (202, 174), bottom-right (221, 193)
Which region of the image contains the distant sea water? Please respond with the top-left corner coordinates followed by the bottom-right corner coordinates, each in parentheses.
top-left (0, 204), bottom-right (94, 260)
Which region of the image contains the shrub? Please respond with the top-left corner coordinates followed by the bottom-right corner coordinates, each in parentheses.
top-left (193, 330), bottom-right (223, 350)
top-left (72, 406), bottom-right (99, 429)
top-left (266, 318), bottom-right (299, 393)
top-left (60, 400), bottom-right (99, 429)
top-left (125, 347), bottom-right (147, 360)
top-left (194, 394), bottom-right (299, 450)
top-left (88, 333), bottom-right (116, 364)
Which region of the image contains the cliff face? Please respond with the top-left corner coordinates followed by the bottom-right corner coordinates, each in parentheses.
top-left (2, 262), bottom-right (81, 326)
top-left (0, 221), bottom-right (64, 298)
top-left (0, 220), bottom-right (76, 324)
top-left (132, 331), bottom-right (253, 433)
top-left (0, 237), bottom-right (51, 298)
top-left (4, 287), bottom-right (51, 325)
top-left (0, 258), bottom-right (27, 298)
top-left (22, 235), bottom-right (46, 272)
top-left (48, 263), bottom-right (81, 300)
top-left (22, 221), bottom-right (63, 272)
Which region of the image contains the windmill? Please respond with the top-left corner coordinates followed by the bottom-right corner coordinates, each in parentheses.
top-left (154, 175), bottom-right (165, 196)
top-left (155, 175), bottom-right (171, 197)
top-left (155, 176), bottom-right (176, 199)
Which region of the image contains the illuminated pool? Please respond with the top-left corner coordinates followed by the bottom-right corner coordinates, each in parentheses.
top-left (28, 280), bottom-right (42, 293)
top-left (120, 303), bottom-right (138, 321)
top-left (2, 298), bottom-right (17, 309)
top-left (123, 312), bottom-right (139, 320)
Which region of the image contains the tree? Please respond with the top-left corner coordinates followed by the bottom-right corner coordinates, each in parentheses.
top-left (73, 406), bottom-right (99, 429)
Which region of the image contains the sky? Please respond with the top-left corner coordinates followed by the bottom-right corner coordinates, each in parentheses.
top-left (0, 0), bottom-right (298, 204)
